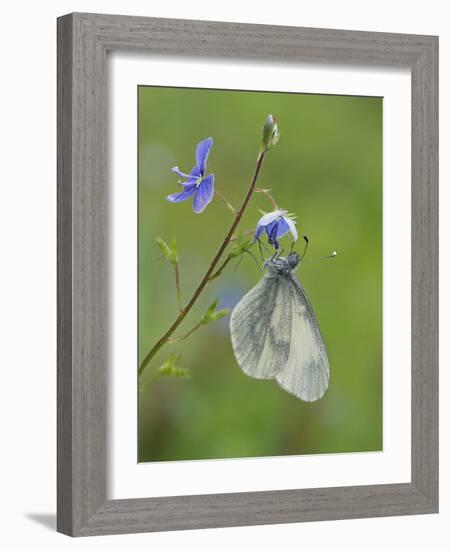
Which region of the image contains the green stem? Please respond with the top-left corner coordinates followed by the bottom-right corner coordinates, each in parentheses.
top-left (208, 254), bottom-right (233, 281)
top-left (138, 149), bottom-right (267, 379)
top-left (215, 188), bottom-right (236, 214)
top-left (139, 369), bottom-right (162, 392)
top-left (168, 322), bottom-right (203, 344)
top-left (255, 187), bottom-right (279, 210)
top-left (174, 263), bottom-right (182, 311)
top-left (230, 228), bottom-right (255, 242)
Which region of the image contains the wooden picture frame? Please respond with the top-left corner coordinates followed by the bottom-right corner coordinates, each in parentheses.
top-left (57, 12), bottom-right (438, 536)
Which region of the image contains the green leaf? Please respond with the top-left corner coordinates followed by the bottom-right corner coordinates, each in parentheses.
top-left (139, 353), bottom-right (190, 392)
top-left (155, 236), bottom-right (179, 266)
top-left (229, 233), bottom-right (253, 258)
top-left (200, 298), bottom-right (231, 325)
top-left (169, 237), bottom-right (178, 260)
top-left (167, 366), bottom-right (191, 378)
top-left (200, 298), bottom-right (219, 323)
top-left (210, 308), bottom-right (231, 322)
top-left (158, 353), bottom-right (190, 378)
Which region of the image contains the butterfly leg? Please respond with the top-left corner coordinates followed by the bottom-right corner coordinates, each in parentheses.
top-left (243, 248), bottom-right (263, 271)
top-left (257, 238), bottom-right (270, 262)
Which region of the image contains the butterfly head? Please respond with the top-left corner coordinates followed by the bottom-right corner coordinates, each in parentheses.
top-left (287, 251), bottom-right (300, 270)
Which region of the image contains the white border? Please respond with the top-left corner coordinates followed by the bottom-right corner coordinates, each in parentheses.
top-left (108, 52), bottom-right (411, 499)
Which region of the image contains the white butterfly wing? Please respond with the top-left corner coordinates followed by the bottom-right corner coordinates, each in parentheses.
top-left (230, 274), bottom-right (292, 379)
top-left (275, 273), bottom-right (330, 401)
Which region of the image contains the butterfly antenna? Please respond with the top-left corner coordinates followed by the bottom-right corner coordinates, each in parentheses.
top-left (299, 235), bottom-right (309, 261)
top-left (302, 251), bottom-right (337, 262)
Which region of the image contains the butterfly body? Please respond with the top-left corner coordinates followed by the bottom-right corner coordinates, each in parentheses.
top-left (230, 252), bottom-right (330, 402)
top-left (264, 251), bottom-right (301, 275)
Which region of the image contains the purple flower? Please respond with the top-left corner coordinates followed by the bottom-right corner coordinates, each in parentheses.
top-left (255, 210), bottom-right (298, 249)
top-left (166, 137), bottom-right (215, 214)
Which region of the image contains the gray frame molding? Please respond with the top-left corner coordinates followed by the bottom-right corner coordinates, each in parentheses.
top-left (57, 12), bottom-right (438, 536)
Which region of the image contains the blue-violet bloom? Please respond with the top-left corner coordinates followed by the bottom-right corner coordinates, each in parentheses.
top-left (255, 210), bottom-right (298, 249)
top-left (166, 137), bottom-right (215, 214)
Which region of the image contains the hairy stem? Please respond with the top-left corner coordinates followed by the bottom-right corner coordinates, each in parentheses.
top-left (139, 150), bottom-right (267, 378)
top-left (139, 370), bottom-right (161, 391)
top-left (255, 187), bottom-right (279, 210)
top-left (208, 254), bottom-right (233, 281)
top-left (174, 264), bottom-right (182, 311)
top-left (214, 188), bottom-right (236, 214)
top-left (168, 322), bottom-right (203, 344)
top-left (230, 228), bottom-right (255, 242)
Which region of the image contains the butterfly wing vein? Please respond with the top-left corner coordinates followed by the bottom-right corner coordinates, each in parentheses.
top-left (275, 273), bottom-right (330, 401)
top-left (230, 275), bottom-right (291, 379)
top-left (230, 272), bottom-right (329, 401)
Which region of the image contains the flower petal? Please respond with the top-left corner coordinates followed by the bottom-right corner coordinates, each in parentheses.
top-left (274, 217), bottom-right (290, 239)
top-left (189, 166), bottom-right (202, 178)
top-left (166, 183), bottom-right (196, 203)
top-left (193, 174), bottom-right (214, 213)
top-left (267, 222), bottom-right (280, 249)
top-left (172, 166), bottom-right (192, 179)
top-left (254, 222), bottom-right (265, 241)
top-left (195, 137), bottom-right (213, 176)
top-left (180, 177), bottom-right (198, 187)
top-left (284, 216), bottom-right (298, 241)
top-left (257, 209), bottom-right (288, 227)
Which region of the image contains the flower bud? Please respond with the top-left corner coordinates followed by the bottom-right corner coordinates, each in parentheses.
top-left (262, 114), bottom-right (280, 151)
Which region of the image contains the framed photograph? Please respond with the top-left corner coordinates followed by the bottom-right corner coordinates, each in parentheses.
top-left (57, 13), bottom-right (438, 536)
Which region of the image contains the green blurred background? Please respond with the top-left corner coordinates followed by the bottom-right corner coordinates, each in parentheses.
top-left (138, 86), bottom-right (382, 462)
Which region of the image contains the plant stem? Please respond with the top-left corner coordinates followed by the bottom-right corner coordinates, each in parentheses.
top-left (174, 263), bottom-right (182, 311)
top-left (229, 228), bottom-right (255, 242)
top-left (214, 188), bottom-right (236, 214)
top-left (168, 322), bottom-right (203, 344)
top-left (139, 368), bottom-right (162, 392)
top-left (208, 254), bottom-right (233, 281)
top-left (255, 187), bottom-right (279, 210)
top-left (139, 150), bottom-right (267, 378)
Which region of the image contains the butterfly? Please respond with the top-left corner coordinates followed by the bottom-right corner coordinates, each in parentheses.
top-left (230, 249), bottom-right (332, 402)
